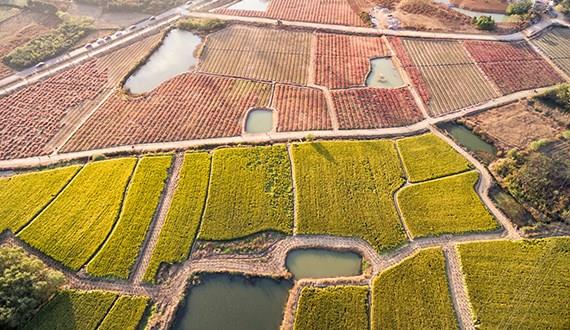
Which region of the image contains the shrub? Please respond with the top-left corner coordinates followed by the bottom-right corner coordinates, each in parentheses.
top-left (506, 0), bottom-right (532, 15)
top-left (176, 18), bottom-right (226, 33)
top-left (473, 16), bottom-right (496, 30)
top-left (536, 84), bottom-right (570, 113)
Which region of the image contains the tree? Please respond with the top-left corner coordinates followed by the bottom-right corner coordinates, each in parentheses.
top-left (558, 0), bottom-right (570, 16)
top-left (473, 16), bottom-right (496, 30)
top-left (0, 247), bottom-right (65, 329)
top-left (506, 0), bottom-right (532, 15)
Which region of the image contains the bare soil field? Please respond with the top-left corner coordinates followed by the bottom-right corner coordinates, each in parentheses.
top-left (531, 27), bottom-right (570, 78)
top-left (198, 25), bottom-right (311, 84)
top-left (315, 33), bottom-right (390, 89)
top-left (461, 101), bottom-right (563, 150)
top-left (215, 0), bottom-right (369, 26)
top-left (273, 84), bottom-right (333, 132)
top-left (331, 87), bottom-right (424, 129)
top-left (450, 0), bottom-right (508, 13)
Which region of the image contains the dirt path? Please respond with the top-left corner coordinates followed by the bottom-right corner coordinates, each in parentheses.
top-left (443, 244), bottom-right (476, 330)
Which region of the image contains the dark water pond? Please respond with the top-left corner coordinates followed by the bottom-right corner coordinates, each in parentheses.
top-left (439, 122), bottom-right (497, 164)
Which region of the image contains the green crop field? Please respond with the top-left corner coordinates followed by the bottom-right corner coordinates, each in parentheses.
top-left (0, 166), bottom-right (80, 233)
top-left (292, 141), bottom-right (407, 252)
top-left (459, 238), bottom-right (570, 329)
top-left (398, 171), bottom-right (498, 238)
top-left (294, 286), bottom-right (369, 330)
top-left (199, 145), bottom-right (293, 240)
top-left (18, 158), bottom-right (136, 270)
top-left (86, 156), bottom-right (172, 279)
top-left (23, 290), bottom-right (117, 330)
top-left (371, 248), bottom-right (458, 329)
top-left (98, 295), bottom-right (150, 330)
top-left (396, 133), bottom-right (472, 182)
top-left (144, 153), bottom-right (210, 283)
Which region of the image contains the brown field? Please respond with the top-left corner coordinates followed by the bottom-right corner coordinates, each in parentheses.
top-left (450, 0), bottom-right (508, 13)
top-left (462, 101), bottom-right (562, 150)
top-left (215, 0), bottom-right (369, 26)
top-left (273, 84), bottom-right (333, 132)
top-left (62, 73), bottom-right (272, 152)
top-left (315, 33), bottom-right (390, 89)
top-left (531, 27), bottom-right (570, 77)
top-left (331, 87), bottom-right (424, 129)
top-left (198, 25), bottom-right (311, 84)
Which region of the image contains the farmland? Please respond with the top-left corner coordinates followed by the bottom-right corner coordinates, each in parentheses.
top-left (371, 248), bottom-right (457, 329)
top-left (396, 133), bottom-right (472, 182)
top-left (144, 152), bottom-right (210, 283)
top-left (0, 165), bottom-right (80, 233)
top-left (86, 156), bottom-right (172, 279)
top-left (18, 158), bottom-right (136, 270)
top-left (199, 26), bottom-right (311, 84)
top-left (97, 295), bottom-right (150, 330)
top-left (294, 286), bottom-right (369, 330)
top-left (532, 27), bottom-right (570, 77)
top-left (292, 140), bottom-right (407, 252)
top-left (459, 238), bottom-right (570, 329)
top-left (200, 146), bottom-right (294, 240)
top-left (315, 33), bottom-right (389, 88)
top-left (273, 84), bottom-right (332, 132)
top-left (398, 171), bottom-right (498, 237)
top-left (331, 87), bottom-right (424, 129)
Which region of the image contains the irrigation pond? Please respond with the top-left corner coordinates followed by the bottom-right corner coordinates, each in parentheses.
top-left (366, 57), bottom-right (404, 88)
top-left (286, 249), bottom-right (362, 279)
top-left (227, 0), bottom-right (270, 11)
top-left (245, 109), bottom-right (274, 133)
top-left (439, 122), bottom-right (497, 164)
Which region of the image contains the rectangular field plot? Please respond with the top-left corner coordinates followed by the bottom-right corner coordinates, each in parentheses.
top-left (98, 296), bottom-right (150, 330)
top-left (292, 140), bottom-right (407, 252)
top-left (199, 26), bottom-right (311, 84)
top-left (464, 40), bottom-right (564, 94)
top-left (397, 171), bottom-right (498, 238)
top-left (273, 84), bottom-right (332, 132)
top-left (402, 39), bottom-right (473, 66)
top-left (0, 165), bottom-right (80, 233)
top-left (63, 73), bottom-right (272, 153)
top-left (396, 133), bottom-right (472, 182)
top-left (331, 87), bottom-right (424, 129)
top-left (86, 156), bottom-right (172, 279)
top-left (371, 248), bottom-right (458, 329)
top-left (18, 158), bottom-right (137, 270)
top-left (532, 27), bottom-right (570, 76)
top-left (199, 146), bottom-right (293, 240)
top-left (459, 238), bottom-right (570, 329)
top-left (315, 33), bottom-right (389, 88)
top-left (294, 286), bottom-right (369, 330)
top-left (144, 153), bottom-right (210, 283)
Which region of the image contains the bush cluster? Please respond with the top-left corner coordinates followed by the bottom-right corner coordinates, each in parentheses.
top-left (506, 0), bottom-right (532, 15)
top-left (472, 16), bottom-right (496, 30)
top-left (536, 84), bottom-right (570, 113)
top-left (176, 18), bottom-right (226, 33)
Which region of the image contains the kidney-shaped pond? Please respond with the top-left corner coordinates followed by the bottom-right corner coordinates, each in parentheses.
top-left (286, 249), bottom-right (362, 279)
top-left (172, 274), bottom-right (291, 330)
top-left (124, 29), bottom-right (201, 94)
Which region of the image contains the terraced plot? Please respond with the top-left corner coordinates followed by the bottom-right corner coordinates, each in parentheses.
top-left (371, 248), bottom-right (457, 329)
top-left (331, 87), bottom-right (424, 129)
top-left (199, 26), bottom-right (311, 84)
top-left (86, 156), bottom-right (172, 279)
top-left (294, 286), bottom-right (369, 330)
top-left (63, 73), bottom-right (272, 153)
top-left (464, 40), bottom-right (563, 94)
top-left (18, 158), bottom-right (136, 270)
top-left (396, 133), bottom-right (472, 182)
top-left (398, 171), bottom-right (498, 238)
top-left (315, 33), bottom-right (389, 88)
top-left (144, 153), bottom-right (210, 283)
top-left (200, 145), bottom-right (294, 240)
top-left (532, 27), bottom-right (570, 77)
top-left (273, 84), bottom-right (333, 132)
top-left (0, 166), bottom-right (80, 233)
top-left (459, 238), bottom-right (570, 329)
top-left (292, 140), bottom-right (407, 252)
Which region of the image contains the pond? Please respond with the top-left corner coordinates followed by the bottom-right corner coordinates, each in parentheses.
top-left (439, 122), bottom-right (497, 164)
top-left (431, 0), bottom-right (509, 22)
top-left (366, 57), bottom-right (404, 88)
top-left (227, 0), bottom-right (270, 11)
top-left (489, 185), bottom-right (534, 227)
top-left (244, 109), bottom-right (274, 134)
top-left (124, 29), bottom-right (201, 94)
top-left (286, 249), bottom-right (362, 279)
top-left (172, 274), bottom-right (291, 330)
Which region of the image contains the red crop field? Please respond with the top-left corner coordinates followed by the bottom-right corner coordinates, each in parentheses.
top-left (273, 84), bottom-right (332, 132)
top-left (0, 61), bottom-right (108, 160)
top-left (331, 87), bottom-right (424, 129)
top-left (464, 40), bottom-right (564, 94)
top-left (387, 37), bottom-right (430, 103)
top-left (63, 73), bottom-right (272, 152)
top-left (215, 0), bottom-right (368, 26)
top-left (315, 33), bottom-right (390, 89)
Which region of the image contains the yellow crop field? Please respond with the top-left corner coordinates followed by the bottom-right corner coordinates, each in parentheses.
top-left (98, 295), bottom-right (150, 330)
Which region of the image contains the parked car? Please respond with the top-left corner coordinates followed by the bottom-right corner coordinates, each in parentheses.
top-left (104, 36), bottom-right (112, 42)
top-left (148, 16), bottom-right (156, 21)
top-left (128, 25), bottom-right (137, 31)
top-left (84, 43), bottom-right (93, 49)
top-left (34, 62), bottom-right (45, 69)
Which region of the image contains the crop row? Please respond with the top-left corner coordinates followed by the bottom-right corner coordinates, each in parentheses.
top-left (315, 33), bottom-right (389, 88)
top-left (463, 40), bottom-right (543, 63)
top-left (531, 27), bottom-right (570, 76)
top-left (386, 37), bottom-right (431, 103)
top-left (273, 84), bottom-right (333, 132)
top-left (331, 87), bottom-right (424, 129)
top-left (199, 26), bottom-right (312, 85)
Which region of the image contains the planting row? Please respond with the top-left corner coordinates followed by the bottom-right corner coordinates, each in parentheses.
top-left (531, 27), bottom-right (570, 78)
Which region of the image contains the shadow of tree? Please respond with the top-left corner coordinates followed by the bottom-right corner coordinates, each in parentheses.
top-left (310, 142), bottom-right (335, 163)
